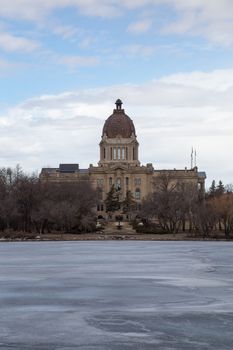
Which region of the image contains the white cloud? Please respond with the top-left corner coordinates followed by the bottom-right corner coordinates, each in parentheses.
top-left (1, 1), bottom-right (233, 45)
top-left (160, 0), bottom-right (233, 45)
top-left (158, 70), bottom-right (233, 92)
top-left (52, 24), bottom-right (80, 40)
top-left (1, 68), bottom-right (233, 186)
top-left (0, 0), bottom-right (119, 21)
top-left (0, 32), bottom-right (39, 52)
top-left (128, 19), bottom-right (152, 34)
top-left (57, 55), bottom-right (99, 69)
top-left (123, 44), bottom-right (155, 57)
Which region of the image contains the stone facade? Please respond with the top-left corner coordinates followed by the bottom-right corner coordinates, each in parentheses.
top-left (40, 100), bottom-right (206, 217)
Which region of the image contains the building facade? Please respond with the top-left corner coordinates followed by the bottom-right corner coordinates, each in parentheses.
top-left (40, 99), bottom-right (206, 217)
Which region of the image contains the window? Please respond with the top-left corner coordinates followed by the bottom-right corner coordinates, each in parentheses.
top-left (133, 147), bottom-right (135, 160)
top-left (122, 147), bottom-right (125, 160)
top-left (118, 147), bottom-right (121, 160)
top-left (126, 177), bottom-right (129, 186)
top-left (116, 178), bottom-right (121, 191)
top-left (109, 177), bottom-right (112, 186)
top-left (97, 200), bottom-right (103, 210)
top-left (97, 179), bottom-right (104, 187)
top-left (134, 178), bottom-right (141, 186)
top-left (135, 188), bottom-right (141, 200)
top-left (110, 147), bottom-right (113, 160)
top-left (113, 147), bottom-right (117, 160)
top-left (103, 148), bottom-right (106, 159)
top-left (126, 147), bottom-right (128, 160)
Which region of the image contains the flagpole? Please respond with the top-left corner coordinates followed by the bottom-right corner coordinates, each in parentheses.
top-left (191, 147), bottom-right (193, 169)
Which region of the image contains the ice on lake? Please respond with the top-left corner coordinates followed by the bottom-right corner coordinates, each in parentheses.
top-left (0, 241), bottom-right (233, 349)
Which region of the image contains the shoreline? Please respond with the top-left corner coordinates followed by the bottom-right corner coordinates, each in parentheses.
top-left (0, 232), bottom-right (232, 242)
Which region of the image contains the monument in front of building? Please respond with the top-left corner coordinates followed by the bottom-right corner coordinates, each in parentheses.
top-left (40, 99), bottom-right (206, 218)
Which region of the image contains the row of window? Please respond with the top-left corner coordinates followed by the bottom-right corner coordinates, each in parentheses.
top-left (103, 147), bottom-right (137, 161)
top-left (113, 147), bottom-right (127, 160)
top-left (98, 177), bottom-right (141, 187)
top-left (97, 204), bottom-right (104, 211)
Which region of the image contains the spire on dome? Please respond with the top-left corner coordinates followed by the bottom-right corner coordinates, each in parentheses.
top-left (115, 99), bottom-right (123, 110)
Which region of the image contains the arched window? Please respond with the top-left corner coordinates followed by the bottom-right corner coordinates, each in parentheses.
top-left (109, 177), bottom-right (112, 186)
top-left (135, 188), bottom-right (140, 200)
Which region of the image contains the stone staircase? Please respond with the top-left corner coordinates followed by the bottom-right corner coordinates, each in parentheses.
top-left (102, 221), bottom-right (136, 236)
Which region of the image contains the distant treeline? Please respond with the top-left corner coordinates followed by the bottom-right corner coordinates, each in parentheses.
top-left (0, 166), bottom-right (97, 234)
top-left (0, 166), bottom-right (233, 238)
top-left (140, 177), bottom-right (233, 238)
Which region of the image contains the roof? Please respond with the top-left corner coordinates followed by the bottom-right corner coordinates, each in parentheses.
top-left (102, 109), bottom-right (135, 138)
top-left (41, 168), bottom-right (57, 173)
top-left (59, 164), bottom-right (79, 173)
top-left (198, 171), bottom-right (206, 178)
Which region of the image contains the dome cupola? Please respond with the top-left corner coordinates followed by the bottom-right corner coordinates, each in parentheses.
top-left (99, 100), bottom-right (140, 166)
top-left (102, 99), bottom-right (135, 138)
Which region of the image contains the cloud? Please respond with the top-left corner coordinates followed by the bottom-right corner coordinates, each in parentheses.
top-left (128, 19), bottom-right (152, 34)
top-left (0, 68), bottom-right (233, 186)
top-left (57, 55), bottom-right (99, 69)
top-left (0, 0), bottom-right (120, 21)
top-left (0, 32), bottom-right (39, 52)
top-left (158, 70), bottom-right (233, 92)
top-left (52, 24), bottom-right (80, 40)
top-left (160, 0), bottom-right (233, 45)
top-left (122, 44), bottom-right (155, 57)
top-left (1, 1), bottom-right (233, 45)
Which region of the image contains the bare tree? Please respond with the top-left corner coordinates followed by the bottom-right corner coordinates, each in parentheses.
top-left (142, 172), bottom-right (194, 234)
top-left (225, 184), bottom-right (233, 193)
top-left (210, 193), bottom-right (233, 238)
top-left (0, 166), bottom-right (97, 235)
top-left (193, 202), bottom-right (217, 238)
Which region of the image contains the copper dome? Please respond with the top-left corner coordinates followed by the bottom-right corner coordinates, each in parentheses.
top-left (102, 100), bottom-right (136, 138)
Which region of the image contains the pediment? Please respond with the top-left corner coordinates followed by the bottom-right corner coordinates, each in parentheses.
top-left (110, 163), bottom-right (129, 171)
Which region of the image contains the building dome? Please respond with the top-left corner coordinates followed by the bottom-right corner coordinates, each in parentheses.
top-left (102, 100), bottom-right (136, 138)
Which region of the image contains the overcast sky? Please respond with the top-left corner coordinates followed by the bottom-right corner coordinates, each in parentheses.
top-left (1, 0), bottom-right (233, 187)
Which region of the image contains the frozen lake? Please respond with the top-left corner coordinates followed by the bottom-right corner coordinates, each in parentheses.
top-left (0, 241), bottom-right (233, 349)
